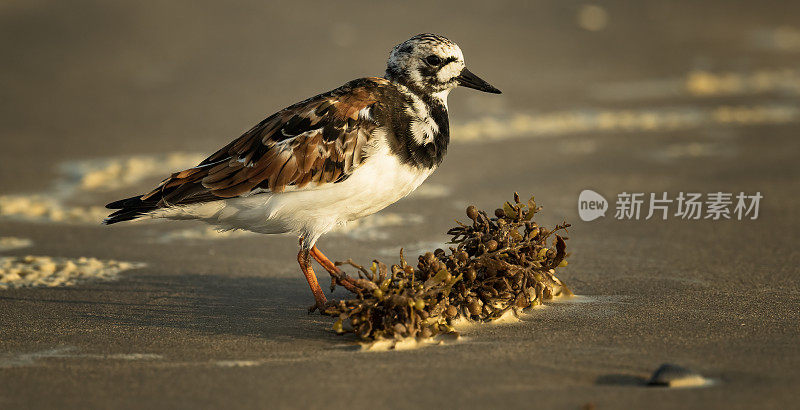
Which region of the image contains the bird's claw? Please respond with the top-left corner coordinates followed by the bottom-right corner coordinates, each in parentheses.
top-left (308, 300), bottom-right (339, 315)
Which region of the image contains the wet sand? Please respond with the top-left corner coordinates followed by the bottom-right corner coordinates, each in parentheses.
top-left (1, 1), bottom-right (799, 409)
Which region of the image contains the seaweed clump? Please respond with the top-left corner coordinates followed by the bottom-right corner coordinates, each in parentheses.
top-left (324, 193), bottom-right (572, 341)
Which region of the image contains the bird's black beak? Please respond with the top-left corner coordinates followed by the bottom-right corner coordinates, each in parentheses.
top-left (457, 68), bottom-right (502, 94)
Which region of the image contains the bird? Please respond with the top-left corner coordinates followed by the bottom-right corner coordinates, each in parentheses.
top-left (104, 33), bottom-right (501, 310)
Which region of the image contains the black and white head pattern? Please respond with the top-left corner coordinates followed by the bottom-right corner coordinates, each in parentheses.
top-left (385, 34), bottom-right (466, 97)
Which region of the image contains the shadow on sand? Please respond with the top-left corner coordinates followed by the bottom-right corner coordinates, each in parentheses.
top-left (595, 374), bottom-right (648, 386)
top-left (1, 272), bottom-right (348, 344)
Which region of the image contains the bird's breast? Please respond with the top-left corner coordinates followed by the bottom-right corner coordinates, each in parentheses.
top-left (327, 142), bottom-right (435, 221)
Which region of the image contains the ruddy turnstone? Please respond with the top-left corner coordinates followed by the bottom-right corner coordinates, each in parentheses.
top-left (105, 33), bottom-right (501, 310)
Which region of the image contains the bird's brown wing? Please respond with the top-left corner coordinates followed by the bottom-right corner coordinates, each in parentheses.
top-left (134, 77), bottom-right (391, 207)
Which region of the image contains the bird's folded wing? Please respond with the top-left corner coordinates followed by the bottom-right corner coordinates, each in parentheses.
top-left (139, 78), bottom-right (390, 207)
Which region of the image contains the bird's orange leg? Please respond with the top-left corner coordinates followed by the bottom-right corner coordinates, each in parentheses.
top-left (297, 249), bottom-right (327, 311)
top-left (310, 245), bottom-right (361, 293)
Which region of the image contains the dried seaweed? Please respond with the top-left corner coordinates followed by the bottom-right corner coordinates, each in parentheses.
top-left (322, 193), bottom-right (572, 341)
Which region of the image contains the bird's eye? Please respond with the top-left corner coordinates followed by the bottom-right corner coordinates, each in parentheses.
top-left (425, 55), bottom-right (442, 66)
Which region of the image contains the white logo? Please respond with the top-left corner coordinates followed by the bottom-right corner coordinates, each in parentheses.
top-left (578, 189), bottom-right (608, 221)
top-left (578, 190), bottom-right (762, 221)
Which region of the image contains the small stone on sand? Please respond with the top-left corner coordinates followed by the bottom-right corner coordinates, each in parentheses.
top-left (647, 363), bottom-right (710, 388)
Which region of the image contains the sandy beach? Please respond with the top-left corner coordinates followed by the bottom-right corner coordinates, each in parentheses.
top-left (1, 1), bottom-right (799, 409)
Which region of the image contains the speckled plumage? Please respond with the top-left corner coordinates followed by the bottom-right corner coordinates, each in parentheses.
top-left (105, 34), bottom-right (501, 308)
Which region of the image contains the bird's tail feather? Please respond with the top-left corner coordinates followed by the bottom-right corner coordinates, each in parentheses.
top-left (103, 195), bottom-right (158, 225)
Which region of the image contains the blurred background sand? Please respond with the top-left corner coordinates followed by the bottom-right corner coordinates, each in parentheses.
top-left (1, 1), bottom-right (799, 409)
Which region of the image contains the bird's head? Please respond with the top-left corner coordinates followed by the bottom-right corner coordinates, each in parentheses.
top-left (385, 33), bottom-right (501, 98)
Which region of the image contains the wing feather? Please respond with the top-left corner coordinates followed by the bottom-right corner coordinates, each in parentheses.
top-left (138, 77), bottom-right (391, 207)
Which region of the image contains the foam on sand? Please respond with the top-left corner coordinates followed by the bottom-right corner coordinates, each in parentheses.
top-left (61, 152), bottom-right (206, 193)
top-left (357, 303), bottom-right (554, 351)
top-left (0, 152), bottom-right (205, 225)
top-left (0, 255), bottom-right (144, 289)
top-left (0, 195), bottom-right (109, 224)
top-left (0, 237), bottom-right (33, 252)
top-left (452, 104), bottom-right (800, 142)
top-left (359, 332), bottom-right (462, 351)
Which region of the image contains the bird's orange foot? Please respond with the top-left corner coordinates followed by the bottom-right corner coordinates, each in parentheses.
top-left (299, 249), bottom-right (330, 314)
top-left (309, 245), bottom-right (362, 293)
